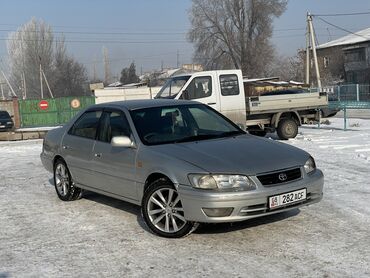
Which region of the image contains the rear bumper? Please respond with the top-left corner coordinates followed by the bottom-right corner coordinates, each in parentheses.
top-left (178, 169), bottom-right (324, 223)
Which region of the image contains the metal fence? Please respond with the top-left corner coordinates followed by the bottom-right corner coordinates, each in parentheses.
top-left (19, 96), bottom-right (95, 127)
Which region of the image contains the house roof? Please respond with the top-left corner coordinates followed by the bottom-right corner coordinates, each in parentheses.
top-left (317, 27), bottom-right (370, 49)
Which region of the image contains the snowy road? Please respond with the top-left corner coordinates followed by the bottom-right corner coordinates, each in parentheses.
top-left (1, 118), bottom-right (369, 278)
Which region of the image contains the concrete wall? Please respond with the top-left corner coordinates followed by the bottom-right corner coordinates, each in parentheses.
top-left (94, 87), bottom-right (162, 104)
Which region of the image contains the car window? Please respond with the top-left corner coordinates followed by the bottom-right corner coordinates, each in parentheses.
top-left (183, 76), bottom-right (212, 100)
top-left (220, 74), bottom-right (240, 96)
top-left (0, 111), bottom-right (11, 119)
top-left (188, 107), bottom-right (232, 132)
top-left (130, 104), bottom-right (243, 145)
top-left (69, 110), bottom-right (102, 139)
top-left (97, 111), bottom-right (131, 143)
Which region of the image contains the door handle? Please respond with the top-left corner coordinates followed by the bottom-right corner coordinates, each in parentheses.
top-left (207, 102), bottom-right (216, 105)
top-left (94, 153), bottom-right (102, 158)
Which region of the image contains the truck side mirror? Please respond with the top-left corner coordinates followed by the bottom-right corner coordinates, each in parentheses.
top-left (182, 90), bottom-right (190, 100)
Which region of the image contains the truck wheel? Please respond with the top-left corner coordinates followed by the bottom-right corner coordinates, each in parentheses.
top-left (277, 118), bottom-right (298, 140)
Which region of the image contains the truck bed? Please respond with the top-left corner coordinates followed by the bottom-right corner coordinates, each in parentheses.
top-left (246, 92), bottom-right (328, 114)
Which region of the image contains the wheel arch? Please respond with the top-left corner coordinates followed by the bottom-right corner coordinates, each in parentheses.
top-left (144, 172), bottom-right (174, 193)
top-left (272, 111), bottom-right (301, 128)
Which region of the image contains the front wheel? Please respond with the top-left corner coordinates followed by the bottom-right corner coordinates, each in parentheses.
top-left (142, 179), bottom-right (197, 238)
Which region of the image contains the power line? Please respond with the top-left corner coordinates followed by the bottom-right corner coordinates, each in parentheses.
top-left (0, 37), bottom-right (188, 44)
top-left (315, 17), bottom-right (370, 39)
top-left (0, 29), bottom-right (186, 36)
top-left (312, 11), bottom-right (370, 17)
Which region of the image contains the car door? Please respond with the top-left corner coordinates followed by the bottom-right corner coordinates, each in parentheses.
top-left (61, 109), bottom-right (102, 186)
top-left (178, 74), bottom-right (220, 111)
top-left (89, 109), bottom-right (138, 201)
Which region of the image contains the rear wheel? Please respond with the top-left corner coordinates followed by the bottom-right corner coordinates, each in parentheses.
top-left (54, 159), bottom-right (83, 201)
top-left (142, 179), bottom-right (198, 238)
top-left (277, 118), bottom-right (298, 140)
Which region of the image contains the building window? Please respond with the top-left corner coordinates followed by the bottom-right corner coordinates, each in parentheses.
top-left (323, 57), bottom-right (329, 68)
top-left (345, 48), bottom-right (366, 62)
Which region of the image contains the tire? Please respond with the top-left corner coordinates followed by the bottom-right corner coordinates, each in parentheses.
top-left (53, 159), bottom-right (83, 201)
top-left (141, 179), bottom-right (198, 238)
top-left (277, 118), bottom-right (298, 140)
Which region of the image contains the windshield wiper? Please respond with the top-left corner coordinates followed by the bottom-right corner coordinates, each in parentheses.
top-left (174, 134), bottom-right (220, 143)
top-left (217, 130), bottom-right (245, 137)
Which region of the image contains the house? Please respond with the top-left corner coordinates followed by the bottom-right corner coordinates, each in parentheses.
top-left (314, 27), bottom-right (370, 85)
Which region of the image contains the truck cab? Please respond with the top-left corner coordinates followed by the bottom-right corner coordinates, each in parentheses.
top-left (156, 70), bottom-right (247, 128)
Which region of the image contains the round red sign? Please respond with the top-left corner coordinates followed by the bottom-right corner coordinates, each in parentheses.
top-left (39, 100), bottom-right (49, 110)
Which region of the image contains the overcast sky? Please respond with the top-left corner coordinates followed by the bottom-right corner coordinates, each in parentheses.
top-left (0, 0), bottom-right (369, 80)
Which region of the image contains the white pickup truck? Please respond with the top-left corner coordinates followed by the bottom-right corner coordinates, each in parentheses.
top-left (155, 69), bottom-right (328, 139)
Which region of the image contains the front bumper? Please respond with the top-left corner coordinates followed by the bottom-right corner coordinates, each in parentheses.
top-left (178, 169), bottom-right (324, 223)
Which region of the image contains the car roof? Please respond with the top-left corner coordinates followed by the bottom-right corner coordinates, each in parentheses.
top-left (90, 99), bottom-right (199, 111)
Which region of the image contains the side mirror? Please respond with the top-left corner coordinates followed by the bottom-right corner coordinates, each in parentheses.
top-left (111, 136), bottom-right (135, 148)
top-left (181, 90), bottom-right (190, 100)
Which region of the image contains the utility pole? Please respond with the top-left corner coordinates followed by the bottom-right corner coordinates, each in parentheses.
top-left (1, 82), bottom-right (4, 100)
top-left (40, 63), bottom-right (44, 99)
top-left (1, 70), bottom-right (16, 97)
top-left (307, 12), bottom-right (322, 91)
top-left (42, 69), bottom-right (53, 98)
top-left (176, 50), bottom-right (180, 68)
top-left (305, 17), bottom-right (310, 85)
top-left (103, 47), bottom-right (111, 84)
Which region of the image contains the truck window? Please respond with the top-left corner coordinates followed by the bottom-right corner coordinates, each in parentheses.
top-left (183, 76), bottom-right (212, 100)
top-left (220, 74), bottom-right (240, 96)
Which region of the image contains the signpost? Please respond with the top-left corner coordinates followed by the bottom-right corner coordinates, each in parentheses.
top-left (39, 100), bottom-right (49, 110)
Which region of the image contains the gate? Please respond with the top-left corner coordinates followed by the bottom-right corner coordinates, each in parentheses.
top-left (18, 96), bottom-right (95, 127)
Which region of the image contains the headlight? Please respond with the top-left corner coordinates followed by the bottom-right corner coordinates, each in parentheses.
top-left (188, 174), bottom-right (256, 191)
top-left (304, 157), bottom-right (316, 174)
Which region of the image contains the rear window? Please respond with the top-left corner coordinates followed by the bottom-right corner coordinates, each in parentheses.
top-left (0, 111), bottom-right (11, 119)
top-left (220, 74), bottom-right (240, 96)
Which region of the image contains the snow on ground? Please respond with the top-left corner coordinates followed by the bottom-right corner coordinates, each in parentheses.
top-left (0, 118), bottom-right (370, 278)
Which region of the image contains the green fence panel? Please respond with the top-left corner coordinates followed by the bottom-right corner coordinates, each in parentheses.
top-left (19, 96), bottom-right (95, 127)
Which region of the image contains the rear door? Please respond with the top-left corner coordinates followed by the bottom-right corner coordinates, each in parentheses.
top-left (89, 109), bottom-right (138, 201)
top-left (61, 109), bottom-right (102, 186)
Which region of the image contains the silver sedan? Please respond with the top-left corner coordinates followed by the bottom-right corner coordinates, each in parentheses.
top-left (40, 99), bottom-right (323, 238)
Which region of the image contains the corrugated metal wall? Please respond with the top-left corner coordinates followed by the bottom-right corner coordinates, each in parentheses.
top-left (19, 96), bottom-right (95, 127)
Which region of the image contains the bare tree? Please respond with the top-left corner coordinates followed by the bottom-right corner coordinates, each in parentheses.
top-left (7, 18), bottom-right (88, 98)
top-left (267, 52), bottom-right (305, 82)
top-left (188, 0), bottom-right (287, 77)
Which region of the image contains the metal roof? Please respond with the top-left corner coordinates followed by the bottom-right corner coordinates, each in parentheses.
top-left (317, 27), bottom-right (370, 49)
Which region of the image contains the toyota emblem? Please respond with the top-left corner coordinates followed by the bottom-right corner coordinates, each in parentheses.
top-left (278, 173), bottom-right (288, 181)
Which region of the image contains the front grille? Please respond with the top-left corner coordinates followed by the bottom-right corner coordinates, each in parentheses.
top-left (257, 168), bottom-right (302, 186)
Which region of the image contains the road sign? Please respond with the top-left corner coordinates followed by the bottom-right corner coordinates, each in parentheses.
top-left (70, 98), bottom-right (81, 109)
top-left (39, 100), bottom-right (49, 110)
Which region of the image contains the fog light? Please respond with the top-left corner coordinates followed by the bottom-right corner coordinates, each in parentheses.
top-left (202, 208), bottom-right (233, 217)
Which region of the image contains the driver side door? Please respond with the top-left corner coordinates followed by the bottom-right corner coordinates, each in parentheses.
top-left (89, 109), bottom-right (138, 201)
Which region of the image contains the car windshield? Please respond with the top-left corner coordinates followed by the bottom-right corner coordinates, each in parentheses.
top-left (155, 76), bottom-right (190, 99)
top-left (0, 111), bottom-right (11, 119)
top-left (130, 104), bottom-right (245, 145)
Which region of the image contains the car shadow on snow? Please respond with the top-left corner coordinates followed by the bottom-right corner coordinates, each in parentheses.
top-left (194, 208), bottom-right (300, 235)
top-left (81, 191), bottom-right (151, 233)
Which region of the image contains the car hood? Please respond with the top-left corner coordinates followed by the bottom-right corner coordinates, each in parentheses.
top-left (151, 135), bottom-right (309, 175)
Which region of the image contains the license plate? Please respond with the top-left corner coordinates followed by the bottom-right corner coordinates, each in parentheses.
top-left (269, 188), bottom-right (306, 209)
